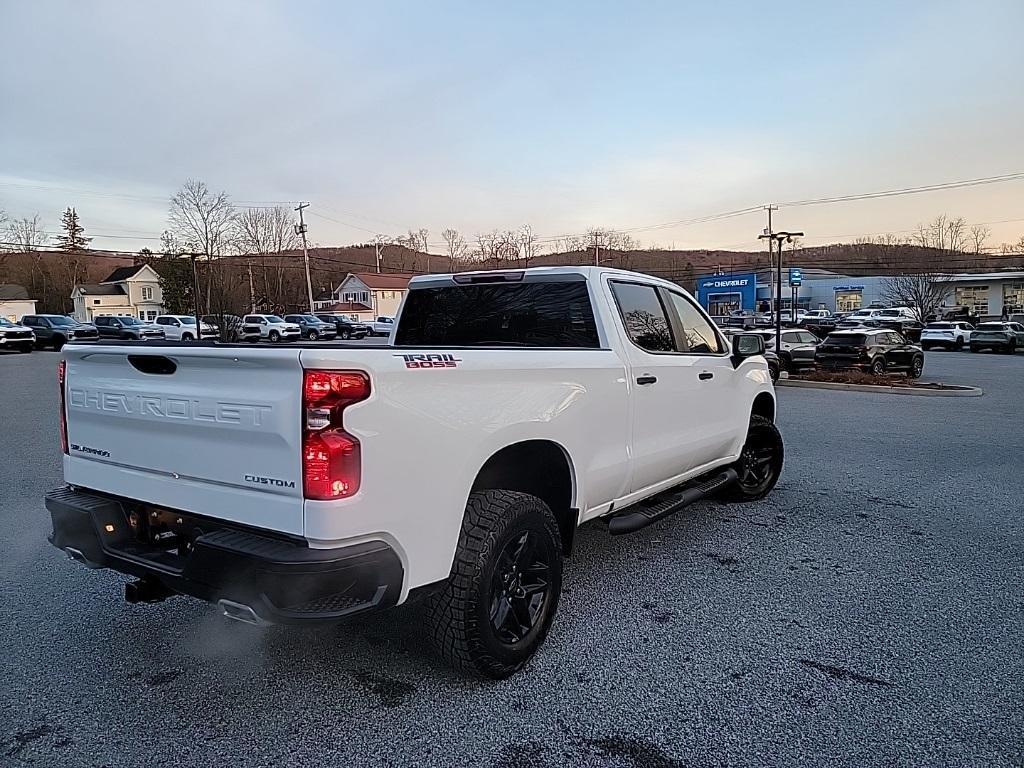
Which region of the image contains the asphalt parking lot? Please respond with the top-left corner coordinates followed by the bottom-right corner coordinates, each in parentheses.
top-left (2, 349), bottom-right (1022, 767)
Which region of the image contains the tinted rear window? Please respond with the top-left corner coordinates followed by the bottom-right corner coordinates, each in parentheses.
top-left (395, 281), bottom-right (599, 347)
top-left (824, 334), bottom-right (866, 346)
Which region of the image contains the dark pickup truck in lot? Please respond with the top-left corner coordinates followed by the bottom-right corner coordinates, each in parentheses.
top-left (21, 315), bottom-right (99, 350)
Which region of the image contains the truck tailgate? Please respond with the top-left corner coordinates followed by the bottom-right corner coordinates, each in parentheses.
top-left (63, 345), bottom-right (306, 535)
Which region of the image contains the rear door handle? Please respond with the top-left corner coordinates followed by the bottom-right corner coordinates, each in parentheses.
top-left (698, 372), bottom-right (714, 380)
top-left (636, 375), bottom-right (658, 385)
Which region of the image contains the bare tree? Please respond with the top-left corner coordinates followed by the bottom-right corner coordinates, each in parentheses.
top-left (912, 214), bottom-right (968, 254)
top-left (475, 230), bottom-right (498, 267)
top-left (159, 229), bottom-right (185, 256)
top-left (969, 225), bottom-right (991, 255)
top-left (6, 213), bottom-right (48, 251)
top-left (232, 206), bottom-right (300, 311)
top-left (880, 273), bottom-right (952, 322)
top-left (169, 180), bottom-right (235, 256)
top-left (493, 230), bottom-right (521, 266)
top-left (945, 216), bottom-right (967, 253)
top-left (441, 228), bottom-right (469, 271)
top-left (518, 224), bottom-right (539, 266)
top-left (168, 179), bottom-right (236, 312)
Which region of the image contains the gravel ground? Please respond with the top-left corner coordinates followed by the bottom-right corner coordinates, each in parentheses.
top-left (1, 348), bottom-right (1022, 767)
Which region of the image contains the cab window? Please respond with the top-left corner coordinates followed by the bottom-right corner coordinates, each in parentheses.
top-left (665, 291), bottom-right (723, 354)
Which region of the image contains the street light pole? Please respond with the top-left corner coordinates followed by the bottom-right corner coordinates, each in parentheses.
top-left (758, 230), bottom-right (804, 355)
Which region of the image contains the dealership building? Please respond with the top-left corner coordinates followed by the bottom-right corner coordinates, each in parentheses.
top-left (695, 269), bottom-right (1024, 319)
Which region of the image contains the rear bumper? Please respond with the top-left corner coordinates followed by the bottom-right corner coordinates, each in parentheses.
top-left (815, 357), bottom-right (868, 371)
top-left (971, 338), bottom-right (1010, 348)
top-left (45, 486), bottom-right (403, 624)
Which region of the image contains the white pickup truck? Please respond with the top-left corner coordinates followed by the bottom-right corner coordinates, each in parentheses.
top-left (47, 267), bottom-right (782, 678)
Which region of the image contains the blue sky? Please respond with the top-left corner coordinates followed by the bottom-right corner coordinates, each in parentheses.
top-left (1, 0), bottom-right (1022, 252)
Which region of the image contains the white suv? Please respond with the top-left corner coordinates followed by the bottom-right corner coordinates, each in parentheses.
top-left (154, 315), bottom-right (218, 341)
top-left (920, 321), bottom-right (973, 351)
top-left (242, 314), bottom-right (301, 343)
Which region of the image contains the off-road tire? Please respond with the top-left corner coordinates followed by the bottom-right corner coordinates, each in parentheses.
top-left (424, 490), bottom-right (563, 679)
top-left (721, 415), bottom-right (784, 502)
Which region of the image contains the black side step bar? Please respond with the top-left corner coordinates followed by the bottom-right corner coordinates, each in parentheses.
top-left (607, 468), bottom-right (738, 535)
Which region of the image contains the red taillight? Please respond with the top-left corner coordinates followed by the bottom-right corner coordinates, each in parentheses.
top-left (58, 360), bottom-right (69, 455)
top-left (302, 370), bottom-right (369, 500)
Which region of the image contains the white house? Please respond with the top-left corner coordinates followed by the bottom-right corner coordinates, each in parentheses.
top-left (314, 272), bottom-right (414, 320)
top-left (0, 284), bottom-right (38, 322)
top-left (72, 264), bottom-right (165, 322)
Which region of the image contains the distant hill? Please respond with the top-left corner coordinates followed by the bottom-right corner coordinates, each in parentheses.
top-left (4, 241), bottom-right (1021, 314)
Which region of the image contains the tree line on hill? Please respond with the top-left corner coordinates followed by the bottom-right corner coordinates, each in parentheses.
top-left (3, 178), bottom-right (1024, 315)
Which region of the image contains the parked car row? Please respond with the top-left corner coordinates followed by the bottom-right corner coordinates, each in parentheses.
top-left (717, 320), bottom-right (927, 379)
top-left (2, 311), bottom-right (396, 352)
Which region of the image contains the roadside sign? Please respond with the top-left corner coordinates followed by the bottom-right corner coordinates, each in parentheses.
top-left (789, 268), bottom-right (802, 286)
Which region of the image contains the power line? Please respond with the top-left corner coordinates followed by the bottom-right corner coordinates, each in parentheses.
top-left (778, 172), bottom-right (1024, 208)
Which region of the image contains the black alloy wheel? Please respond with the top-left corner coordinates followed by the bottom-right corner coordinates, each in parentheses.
top-left (489, 530), bottom-right (553, 645)
top-left (424, 490), bottom-right (563, 678)
top-left (340, 330), bottom-right (351, 340)
top-left (870, 356), bottom-right (886, 375)
top-left (723, 415), bottom-right (784, 502)
top-left (909, 356), bottom-right (924, 379)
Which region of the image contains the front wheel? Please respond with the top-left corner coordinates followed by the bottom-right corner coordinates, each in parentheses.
top-left (268, 330), bottom-right (280, 343)
top-left (954, 338), bottom-right (964, 351)
top-left (340, 330), bottom-right (351, 340)
top-left (908, 355), bottom-right (924, 379)
top-left (181, 333), bottom-right (194, 342)
top-left (721, 415), bottom-right (784, 502)
top-left (52, 336), bottom-right (66, 351)
top-left (424, 490), bottom-right (563, 679)
top-left (308, 330), bottom-right (319, 341)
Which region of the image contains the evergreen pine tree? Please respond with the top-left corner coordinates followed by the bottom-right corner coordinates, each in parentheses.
top-left (56, 207), bottom-right (91, 251)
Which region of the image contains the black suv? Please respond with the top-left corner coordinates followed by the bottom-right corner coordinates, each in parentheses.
top-left (815, 328), bottom-right (924, 378)
top-left (21, 315), bottom-right (99, 350)
top-left (315, 314), bottom-right (370, 340)
top-left (95, 316), bottom-right (166, 341)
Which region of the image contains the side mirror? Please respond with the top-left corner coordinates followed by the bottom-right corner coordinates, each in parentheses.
top-left (731, 333), bottom-right (765, 369)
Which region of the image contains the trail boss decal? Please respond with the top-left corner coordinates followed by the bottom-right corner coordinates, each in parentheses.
top-left (395, 353), bottom-right (462, 369)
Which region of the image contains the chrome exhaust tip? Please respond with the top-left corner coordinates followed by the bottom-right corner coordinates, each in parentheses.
top-left (217, 599), bottom-right (267, 626)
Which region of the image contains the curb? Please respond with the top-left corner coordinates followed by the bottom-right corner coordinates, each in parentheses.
top-left (776, 379), bottom-right (983, 397)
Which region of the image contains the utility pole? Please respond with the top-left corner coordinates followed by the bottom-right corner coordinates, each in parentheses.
top-left (374, 238), bottom-right (382, 273)
top-left (247, 261), bottom-right (256, 313)
top-left (764, 205), bottom-right (778, 312)
top-left (189, 253), bottom-right (202, 331)
top-left (295, 203), bottom-right (314, 313)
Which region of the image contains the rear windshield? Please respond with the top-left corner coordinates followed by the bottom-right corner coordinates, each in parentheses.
top-left (395, 281), bottom-right (600, 348)
top-left (824, 334), bottom-right (866, 346)
top-left (925, 323), bottom-right (951, 329)
top-left (976, 324), bottom-right (1006, 331)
